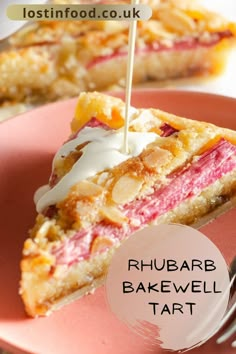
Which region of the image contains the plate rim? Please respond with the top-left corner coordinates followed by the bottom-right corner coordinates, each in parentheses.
top-left (1, 88), bottom-right (236, 127)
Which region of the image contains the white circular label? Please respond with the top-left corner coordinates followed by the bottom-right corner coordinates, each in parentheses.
top-left (105, 224), bottom-right (230, 351)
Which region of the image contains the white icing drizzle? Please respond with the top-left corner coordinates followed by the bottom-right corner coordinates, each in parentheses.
top-left (34, 185), bottom-right (50, 205)
top-left (36, 127), bottom-right (158, 213)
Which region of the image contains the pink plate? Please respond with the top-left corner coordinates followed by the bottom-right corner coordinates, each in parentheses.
top-left (0, 90), bottom-right (235, 354)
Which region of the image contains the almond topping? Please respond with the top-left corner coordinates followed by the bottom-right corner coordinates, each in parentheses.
top-left (36, 220), bottom-right (55, 240)
top-left (91, 236), bottom-right (115, 255)
top-left (142, 146), bottom-right (172, 170)
top-left (159, 8), bottom-right (196, 34)
top-left (112, 175), bottom-right (143, 205)
top-left (73, 181), bottom-right (103, 197)
top-left (101, 206), bottom-right (128, 225)
top-left (96, 20), bottom-right (127, 34)
top-left (205, 13), bottom-right (228, 32)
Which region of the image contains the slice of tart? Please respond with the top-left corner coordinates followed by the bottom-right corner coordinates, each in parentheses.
top-left (1, 0), bottom-right (236, 105)
top-left (20, 92), bottom-right (236, 317)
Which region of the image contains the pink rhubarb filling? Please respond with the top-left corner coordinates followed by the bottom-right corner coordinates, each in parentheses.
top-left (87, 30), bottom-right (233, 69)
top-left (52, 138), bottom-right (236, 266)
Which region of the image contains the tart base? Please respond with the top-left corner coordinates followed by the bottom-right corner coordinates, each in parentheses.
top-left (20, 170), bottom-right (236, 317)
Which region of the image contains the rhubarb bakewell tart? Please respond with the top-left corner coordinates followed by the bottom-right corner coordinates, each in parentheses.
top-left (1, 0), bottom-right (236, 105)
top-left (20, 92), bottom-right (236, 317)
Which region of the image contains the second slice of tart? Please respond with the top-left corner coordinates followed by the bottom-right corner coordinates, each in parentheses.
top-left (20, 92), bottom-right (236, 317)
top-left (1, 0), bottom-right (236, 105)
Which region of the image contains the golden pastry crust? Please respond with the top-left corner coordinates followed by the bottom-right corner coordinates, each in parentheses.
top-left (51, 92), bottom-right (236, 230)
top-left (20, 92), bottom-right (236, 316)
top-left (0, 0), bottom-right (235, 104)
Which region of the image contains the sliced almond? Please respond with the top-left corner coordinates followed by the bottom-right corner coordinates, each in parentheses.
top-left (101, 206), bottom-right (128, 225)
top-left (95, 20), bottom-right (127, 34)
top-left (140, 21), bottom-right (176, 41)
top-left (112, 175), bottom-right (143, 205)
top-left (73, 181), bottom-right (103, 197)
top-left (142, 147), bottom-right (172, 170)
top-left (159, 8), bottom-right (196, 34)
top-left (169, 0), bottom-right (196, 10)
top-left (205, 13), bottom-right (228, 32)
top-left (96, 172), bottom-right (109, 186)
top-left (36, 220), bottom-right (55, 240)
top-left (91, 236), bottom-right (115, 255)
